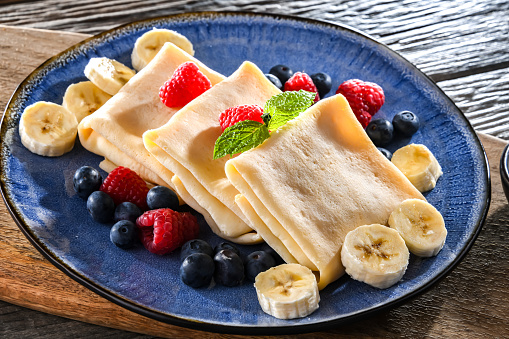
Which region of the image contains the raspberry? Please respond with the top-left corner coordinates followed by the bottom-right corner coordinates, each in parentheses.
top-left (284, 72), bottom-right (320, 102)
top-left (219, 104), bottom-right (264, 131)
top-left (159, 61), bottom-right (212, 107)
top-left (136, 208), bottom-right (199, 255)
top-left (335, 79), bottom-right (385, 128)
top-left (100, 166), bottom-right (149, 210)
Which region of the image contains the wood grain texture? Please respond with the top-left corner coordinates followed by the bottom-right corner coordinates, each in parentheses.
top-left (1, 0), bottom-right (508, 75)
top-left (439, 68), bottom-right (509, 139)
top-left (0, 1), bottom-right (508, 336)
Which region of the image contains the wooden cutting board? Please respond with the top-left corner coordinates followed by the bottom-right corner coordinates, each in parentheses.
top-left (1, 25), bottom-right (508, 338)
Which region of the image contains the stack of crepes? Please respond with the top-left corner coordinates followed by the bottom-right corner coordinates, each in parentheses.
top-left (78, 42), bottom-right (225, 187)
top-left (78, 40), bottom-right (425, 288)
top-left (224, 95), bottom-right (425, 289)
top-left (78, 42), bottom-right (273, 244)
top-left (143, 61), bottom-right (281, 244)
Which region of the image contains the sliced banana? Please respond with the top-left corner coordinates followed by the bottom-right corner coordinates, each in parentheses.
top-left (341, 224), bottom-right (409, 289)
top-left (389, 199), bottom-right (447, 257)
top-left (19, 101), bottom-right (78, 157)
top-left (254, 264), bottom-right (319, 319)
top-left (391, 144), bottom-right (442, 192)
top-left (84, 57), bottom-right (136, 96)
top-left (131, 28), bottom-right (195, 71)
top-left (62, 81), bottom-right (112, 122)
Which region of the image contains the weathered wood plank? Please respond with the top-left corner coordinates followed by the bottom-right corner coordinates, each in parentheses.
top-left (438, 68), bottom-right (509, 139)
top-left (0, 300), bottom-right (146, 339)
top-left (0, 0), bottom-right (508, 79)
top-left (0, 25), bottom-right (87, 111)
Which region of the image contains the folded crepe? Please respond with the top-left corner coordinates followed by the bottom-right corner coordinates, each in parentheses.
top-left (225, 94), bottom-right (425, 289)
top-left (78, 42), bottom-right (225, 186)
top-left (143, 61), bottom-right (281, 244)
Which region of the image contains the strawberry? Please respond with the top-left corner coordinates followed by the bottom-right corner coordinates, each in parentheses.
top-left (284, 72), bottom-right (319, 102)
top-left (335, 79), bottom-right (385, 128)
top-left (159, 61), bottom-right (212, 107)
top-left (136, 208), bottom-right (199, 255)
top-left (100, 166), bottom-right (149, 210)
top-left (219, 104), bottom-right (264, 131)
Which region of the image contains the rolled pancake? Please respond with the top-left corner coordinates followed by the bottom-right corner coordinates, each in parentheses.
top-left (78, 42), bottom-right (225, 186)
top-left (225, 94), bottom-right (425, 289)
top-left (143, 61), bottom-right (280, 244)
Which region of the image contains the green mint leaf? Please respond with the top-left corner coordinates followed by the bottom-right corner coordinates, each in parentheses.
top-left (264, 90), bottom-right (315, 130)
top-left (213, 120), bottom-right (270, 159)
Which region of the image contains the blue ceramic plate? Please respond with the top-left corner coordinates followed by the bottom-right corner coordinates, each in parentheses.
top-left (0, 12), bottom-right (489, 334)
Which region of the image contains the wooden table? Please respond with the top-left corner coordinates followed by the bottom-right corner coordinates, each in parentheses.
top-left (1, 1), bottom-right (508, 338)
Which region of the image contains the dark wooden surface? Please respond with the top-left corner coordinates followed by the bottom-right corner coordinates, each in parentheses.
top-left (0, 1), bottom-right (508, 338)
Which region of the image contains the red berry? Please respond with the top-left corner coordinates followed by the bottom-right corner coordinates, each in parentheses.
top-left (159, 61), bottom-right (212, 107)
top-left (335, 79), bottom-right (385, 128)
top-left (100, 166), bottom-right (149, 210)
top-left (219, 104), bottom-right (264, 131)
top-left (284, 72), bottom-right (320, 102)
top-left (136, 208), bottom-right (199, 255)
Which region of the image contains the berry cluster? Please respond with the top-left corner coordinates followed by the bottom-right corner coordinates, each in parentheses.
top-left (179, 240), bottom-right (282, 288)
top-left (72, 165), bottom-right (284, 288)
top-left (366, 110), bottom-right (420, 160)
top-left (266, 64), bottom-right (328, 103)
top-left (73, 165), bottom-right (195, 253)
top-left (265, 64), bottom-right (386, 128)
top-left (265, 64), bottom-right (422, 160)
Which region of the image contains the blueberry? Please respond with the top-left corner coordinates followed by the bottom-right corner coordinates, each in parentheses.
top-left (180, 239), bottom-right (214, 262)
top-left (213, 249), bottom-right (244, 286)
top-left (114, 202), bottom-right (142, 223)
top-left (310, 72), bottom-right (332, 99)
top-left (146, 186), bottom-right (179, 210)
top-left (214, 242), bottom-right (240, 257)
top-left (245, 250), bottom-right (276, 282)
top-left (269, 64), bottom-right (294, 85)
top-left (366, 119), bottom-right (394, 146)
top-left (393, 111), bottom-right (420, 137)
top-left (261, 243), bottom-right (285, 265)
top-left (180, 253), bottom-right (215, 288)
top-left (377, 147), bottom-right (393, 160)
top-left (87, 191), bottom-right (115, 223)
top-left (73, 166), bottom-right (102, 199)
top-left (265, 73), bottom-right (283, 90)
top-left (110, 220), bottom-right (138, 249)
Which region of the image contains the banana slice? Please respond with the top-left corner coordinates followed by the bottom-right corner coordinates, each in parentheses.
top-left (84, 57), bottom-right (136, 96)
top-left (391, 144), bottom-right (442, 192)
top-left (341, 224), bottom-right (409, 289)
top-left (389, 199), bottom-right (447, 257)
top-left (254, 264), bottom-right (319, 319)
top-left (62, 81), bottom-right (112, 122)
top-left (131, 28), bottom-right (195, 71)
top-left (19, 101), bottom-right (78, 157)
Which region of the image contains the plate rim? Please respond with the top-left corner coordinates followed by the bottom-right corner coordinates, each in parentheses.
top-left (0, 11), bottom-right (491, 335)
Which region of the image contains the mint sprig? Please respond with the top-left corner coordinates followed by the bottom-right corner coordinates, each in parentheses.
top-left (213, 90), bottom-right (315, 159)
